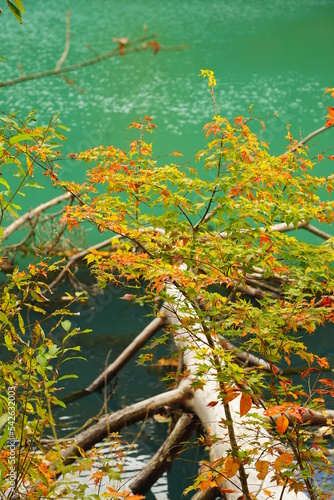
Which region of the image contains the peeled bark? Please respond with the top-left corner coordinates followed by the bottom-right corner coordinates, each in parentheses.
top-left (163, 284), bottom-right (308, 500)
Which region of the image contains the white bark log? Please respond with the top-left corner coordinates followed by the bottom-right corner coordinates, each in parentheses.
top-left (163, 282), bottom-right (308, 500)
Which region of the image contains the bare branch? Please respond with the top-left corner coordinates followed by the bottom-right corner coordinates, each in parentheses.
top-left (86, 314), bottom-right (166, 393)
top-left (304, 223), bottom-right (333, 240)
top-left (1, 192), bottom-right (72, 242)
top-left (55, 10), bottom-right (71, 72)
top-left (0, 33), bottom-right (186, 89)
top-left (129, 412), bottom-right (198, 495)
top-left (289, 124), bottom-right (333, 152)
top-left (46, 234), bottom-right (123, 292)
top-left (61, 382), bottom-right (192, 466)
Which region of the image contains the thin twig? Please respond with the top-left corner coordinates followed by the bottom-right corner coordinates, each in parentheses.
top-left (55, 10), bottom-right (71, 72)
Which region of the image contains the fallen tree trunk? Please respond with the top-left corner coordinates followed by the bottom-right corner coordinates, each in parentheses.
top-left (61, 382), bottom-right (192, 466)
top-left (163, 283), bottom-right (309, 500)
top-left (129, 412), bottom-right (198, 495)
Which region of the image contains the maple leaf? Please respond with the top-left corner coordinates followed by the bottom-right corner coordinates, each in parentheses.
top-left (325, 107), bottom-right (334, 128)
top-left (274, 452), bottom-right (293, 471)
top-left (223, 455), bottom-right (240, 478)
top-left (255, 460), bottom-right (269, 480)
top-left (239, 392), bottom-right (252, 417)
top-left (276, 414), bottom-right (289, 435)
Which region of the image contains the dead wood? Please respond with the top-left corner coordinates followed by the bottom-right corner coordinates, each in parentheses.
top-left (86, 315), bottom-right (166, 393)
top-left (61, 382), bottom-right (192, 466)
top-left (1, 192), bottom-right (72, 242)
top-left (129, 412), bottom-right (198, 495)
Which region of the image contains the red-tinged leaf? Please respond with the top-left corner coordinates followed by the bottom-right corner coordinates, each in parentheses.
top-left (129, 121), bottom-right (143, 129)
top-left (234, 116), bottom-right (244, 126)
top-left (274, 452), bottom-right (293, 471)
top-left (260, 233), bottom-right (272, 247)
top-left (315, 296), bottom-right (334, 307)
top-left (239, 393), bottom-right (252, 417)
top-left (301, 367), bottom-right (319, 379)
top-left (148, 40), bottom-right (160, 55)
top-left (207, 400), bottom-right (218, 408)
top-left (318, 154), bottom-right (324, 162)
top-left (119, 294), bottom-right (135, 301)
top-left (317, 357), bottom-right (330, 369)
top-left (319, 378), bottom-right (334, 389)
top-left (325, 119), bottom-right (334, 128)
top-left (264, 404), bottom-right (287, 417)
top-left (327, 107), bottom-right (334, 117)
top-left (328, 155), bottom-right (334, 160)
top-left (277, 414), bottom-right (289, 435)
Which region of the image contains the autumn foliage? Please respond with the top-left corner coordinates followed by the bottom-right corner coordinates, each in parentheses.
top-left (1, 73), bottom-right (334, 498)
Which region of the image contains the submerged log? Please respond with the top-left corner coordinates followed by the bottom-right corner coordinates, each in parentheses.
top-left (61, 382), bottom-right (192, 466)
top-left (129, 412), bottom-right (198, 495)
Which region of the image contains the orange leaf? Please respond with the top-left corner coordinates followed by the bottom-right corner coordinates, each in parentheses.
top-left (239, 393), bottom-right (252, 417)
top-left (328, 155), bottom-right (334, 160)
top-left (318, 154), bottom-right (324, 162)
top-left (223, 456), bottom-right (240, 478)
top-left (324, 87), bottom-right (334, 98)
top-left (255, 460), bottom-right (269, 480)
top-left (173, 151), bottom-right (183, 156)
top-left (276, 414), bottom-right (289, 435)
top-left (274, 452), bottom-right (293, 471)
top-left (224, 388), bottom-right (240, 403)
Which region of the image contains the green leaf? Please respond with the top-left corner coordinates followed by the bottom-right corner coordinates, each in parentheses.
top-left (0, 177), bottom-right (10, 190)
top-left (6, 0), bottom-right (22, 23)
top-left (0, 414), bottom-right (9, 432)
top-left (61, 320), bottom-right (72, 332)
top-left (9, 132), bottom-right (43, 144)
top-left (13, 0), bottom-right (25, 13)
top-left (57, 374), bottom-right (79, 381)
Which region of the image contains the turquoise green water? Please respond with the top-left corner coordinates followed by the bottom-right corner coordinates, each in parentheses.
top-left (1, 1), bottom-right (334, 497)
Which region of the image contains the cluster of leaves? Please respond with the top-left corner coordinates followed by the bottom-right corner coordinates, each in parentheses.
top-left (0, 114), bottom-right (112, 499)
top-left (1, 73), bottom-right (334, 497)
top-left (60, 74), bottom-right (334, 497)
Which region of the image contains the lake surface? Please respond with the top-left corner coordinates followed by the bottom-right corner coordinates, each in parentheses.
top-left (1, 1), bottom-right (334, 498)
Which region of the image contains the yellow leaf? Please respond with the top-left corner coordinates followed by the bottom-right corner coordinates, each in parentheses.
top-left (255, 460), bottom-right (269, 480)
top-left (223, 455), bottom-right (240, 478)
top-left (27, 155), bottom-right (34, 176)
top-left (274, 452), bottom-right (293, 471)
